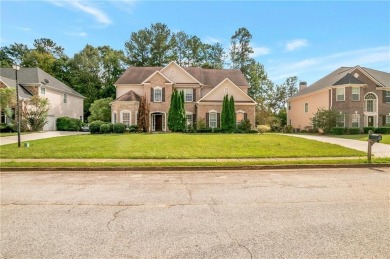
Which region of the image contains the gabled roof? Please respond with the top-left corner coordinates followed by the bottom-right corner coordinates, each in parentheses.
top-left (114, 90), bottom-right (141, 102)
top-left (333, 73), bottom-right (364, 86)
top-left (0, 76), bottom-right (33, 99)
top-left (115, 65), bottom-right (249, 87)
top-left (290, 66), bottom-right (390, 99)
top-left (0, 67), bottom-right (84, 98)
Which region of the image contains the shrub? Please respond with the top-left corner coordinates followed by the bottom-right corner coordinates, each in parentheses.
top-left (89, 120), bottom-right (105, 134)
top-left (347, 127), bottom-right (361, 134)
top-left (113, 123), bottom-right (126, 133)
top-left (237, 119), bottom-right (252, 133)
top-left (301, 130), bottom-right (308, 133)
top-left (100, 123), bottom-right (112, 134)
top-left (363, 127), bottom-right (376, 134)
top-left (374, 127), bottom-right (390, 134)
top-left (257, 125), bottom-right (270, 134)
top-left (0, 123), bottom-right (15, 133)
top-left (249, 129), bottom-right (258, 134)
top-left (282, 125), bottom-right (293, 133)
top-left (212, 128), bottom-right (223, 133)
top-left (56, 117), bottom-right (82, 131)
top-left (331, 127), bottom-right (345, 135)
top-left (197, 127), bottom-right (212, 133)
top-left (196, 118), bottom-right (207, 130)
top-left (129, 125), bottom-right (138, 133)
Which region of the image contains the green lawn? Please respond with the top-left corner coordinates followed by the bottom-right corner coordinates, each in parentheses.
top-left (333, 134), bottom-right (390, 144)
top-left (0, 133), bottom-right (366, 159)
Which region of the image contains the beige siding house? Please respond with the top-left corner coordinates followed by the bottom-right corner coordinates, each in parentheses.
top-left (0, 67), bottom-right (84, 131)
top-left (112, 62), bottom-right (256, 132)
top-left (287, 66), bottom-right (390, 130)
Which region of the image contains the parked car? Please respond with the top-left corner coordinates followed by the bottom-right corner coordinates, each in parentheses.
top-left (81, 124), bottom-right (90, 132)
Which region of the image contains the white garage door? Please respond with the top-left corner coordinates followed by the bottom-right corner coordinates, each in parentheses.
top-left (44, 115), bottom-right (56, 131)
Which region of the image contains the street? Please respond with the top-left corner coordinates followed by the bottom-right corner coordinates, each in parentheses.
top-left (1, 168), bottom-right (389, 258)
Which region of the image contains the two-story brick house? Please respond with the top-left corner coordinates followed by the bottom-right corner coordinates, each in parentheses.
top-left (111, 62), bottom-right (256, 132)
top-left (287, 66), bottom-right (390, 130)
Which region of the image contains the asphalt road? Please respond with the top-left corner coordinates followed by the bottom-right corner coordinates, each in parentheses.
top-left (1, 168), bottom-right (389, 258)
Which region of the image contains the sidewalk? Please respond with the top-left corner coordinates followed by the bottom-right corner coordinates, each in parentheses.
top-left (282, 134), bottom-right (390, 158)
top-left (0, 131), bottom-right (89, 146)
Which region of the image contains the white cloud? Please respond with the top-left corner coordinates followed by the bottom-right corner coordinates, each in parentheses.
top-left (17, 27), bottom-right (31, 31)
top-left (67, 32), bottom-right (88, 37)
top-left (268, 46), bottom-right (390, 83)
top-left (47, 0), bottom-right (112, 26)
top-left (250, 46), bottom-right (271, 58)
top-left (284, 39), bottom-right (309, 52)
top-left (109, 0), bottom-right (137, 14)
top-left (203, 36), bottom-right (223, 44)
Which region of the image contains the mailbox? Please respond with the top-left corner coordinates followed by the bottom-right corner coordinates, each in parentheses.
top-left (369, 134), bottom-right (382, 143)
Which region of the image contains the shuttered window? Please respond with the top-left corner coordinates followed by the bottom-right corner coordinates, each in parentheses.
top-left (385, 91), bottom-right (390, 103)
top-left (209, 112), bottom-right (217, 128)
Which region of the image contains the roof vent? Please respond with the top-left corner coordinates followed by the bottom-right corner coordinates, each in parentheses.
top-left (44, 79), bottom-right (49, 84)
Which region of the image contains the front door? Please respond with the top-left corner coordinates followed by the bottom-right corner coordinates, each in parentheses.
top-left (155, 114), bottom-right (163, 131)
top-left (368, 116), bottom-right (374, 127)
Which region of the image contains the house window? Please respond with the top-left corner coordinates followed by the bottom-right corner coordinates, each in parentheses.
top-left (365, 93), bottom-right (377, 112)
top-left (154, 87), bottom-right (162, 102)
top-left (352, 87), bottom-right (360, 101)
top-left (186, 114), bottom-right (193, 126)
top-left (337, 114), bottom-right (345, 128)
top-left (135, 111), bottom-right (138, 125)
top-left (352, 114), bottom-right (360, 128)
top-left (236, 111), bottom-right (245, 124)
top-left (63, 94), bottom-right (67, 103)
top-left (386, 115), bottom-right (390, 126)
top-left (288, 102), bottom-right (291, 110)
top-left (122, 112), bottom-right (130, 126)
top-left (385, 91), bottom-right (390, 103)
top-left (41, 87), bottom-right (45, 95)
top-left (184, 89), bottom-right (193, 102)
top-left (304, 103), bottom-right (308, 113)
top-left (209, 112), bottom-right (217, 128)
top-left (336, 88), bottom-right (345, 101)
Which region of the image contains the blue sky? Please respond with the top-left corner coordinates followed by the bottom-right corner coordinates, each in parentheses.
top-left (1, 0), bottom-right (389, 85)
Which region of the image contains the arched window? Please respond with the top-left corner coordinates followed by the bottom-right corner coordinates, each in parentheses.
top-left (365, 93), bottom-right (377, 112)
top-left (154, 87), bottom-right (162, 102)
top-left (304, 103), bottom-right (308, 113)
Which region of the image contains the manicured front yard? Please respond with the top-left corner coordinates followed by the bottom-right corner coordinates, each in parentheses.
top-left (0, 133), bottom-right (366, 159)
top-left (333, 134), bottom-right (390, 144)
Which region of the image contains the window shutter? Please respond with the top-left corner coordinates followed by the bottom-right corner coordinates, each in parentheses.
top-left (206, 113), bottom-right (209, 127)
top-left (384, 91), bottom-right (387, 103)
top-left (150, 88), bottom-right (154, 102)
top-left (383, 115), bottom-right (386, 126)
top-left (217, 113), bottom-right (221, 128)
top-left (244, 113), bottom-right (248, 120)
top-left (193, 89), bottom-right (196, 102)
top-left (162, 88), bottom-right (165, 102)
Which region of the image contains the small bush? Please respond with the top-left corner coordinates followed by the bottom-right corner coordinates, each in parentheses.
top-left (129, 125), bottom-right (138, 133)
top-left (248, 129), bottom-right (258, 134)
top-left (0, 123), bottom-right (15, 133)
top-left (100, 123), bottom-right (112, 134)
top-left (237, 119), bottom-right (252, 133)
top-left (212, 128), bottom-right (223, 133)
top-left (257, 125), bottom-right (270, 134)
top-left (347, 127), bottom-right (361, 134)
top-left (331, 127), bottom-right (345, 135)
top-left (197, 127), bottom-right (212, 133)
top-left (301, 130), bottom-right (308, 133)
top-left (113, 123), bottom-right (126, 133)
top-left (56, 117), bottom-right (82, 131)
top-left (282, 125), bottom-right (293, 133)
top-left (375, 127), bottom-right (390, 134)
top-left (89, 120), bottom-right (105, 134)
top-left (363, 127), bottom-right (375, 134)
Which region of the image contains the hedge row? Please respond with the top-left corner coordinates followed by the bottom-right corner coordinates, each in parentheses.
top-left (89, 122), bottom-right (137, 134)
top-left (363, 127), bottom-right (390, 134)
top-left (56, 117), bottom-right (83, 131)
top-left (331, 127), bottom-right (361, 135)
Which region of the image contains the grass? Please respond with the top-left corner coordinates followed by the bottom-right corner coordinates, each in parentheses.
top-left (1, 157), bottom-right (389, 169)
top-left (0, 133), bottom-right (366, 159)
top-left (332, 134), bottom-right (390, 144)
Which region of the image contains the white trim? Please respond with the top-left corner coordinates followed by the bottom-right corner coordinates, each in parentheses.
top-left (351, 86), bottom-right (360, 101)
top-left (150, 111), bottom-right (167, 132)
top-left (160, 61), bottom-right (202, 85)
top-left (364, 92), bottom-right (378, 114)
top-left (352, 66), bottom-right (385, 87)
top-left (112, 111), bottom-right (117, 124)
top-left (198, 78), bottom-right (256, 104)
top-left (153, 86), bottom-right (163, 102)
top-left (336, 87), bottom-right (345, 101)
top-left (141, 70), bottom-right (173, 84)
top-left (120, 110), bottom-right (131, 125)
top-left (208, 111), bottom-right (217, 128)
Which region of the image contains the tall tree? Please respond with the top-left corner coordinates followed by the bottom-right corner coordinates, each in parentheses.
top-left (174, 31), bottom-right (189, 66)
top-left (221, 95), bottom-right (229, 132)
top-left (137, 96), bottom-right (149, 132)
top-left (229, 95), bottom-right (236, 132)
top-left (202, 43), bottom-right (226, 69)
top-left (168, 89), bottom-right (186, 132)
top-left (229, 27), bottom-right (254, 75)
top-left (88, 97), bottom-right (113, 123)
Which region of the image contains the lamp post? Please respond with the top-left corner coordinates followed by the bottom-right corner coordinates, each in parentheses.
top-left (12, 64), bottom-right (21, 148)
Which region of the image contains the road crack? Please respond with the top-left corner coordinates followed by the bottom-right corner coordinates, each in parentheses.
top-left (107, 207), bottom-right (128, 231)
top-left (226, 231), bottom-right (253, 258)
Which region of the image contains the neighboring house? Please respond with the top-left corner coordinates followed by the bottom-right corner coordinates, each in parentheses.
top-left (287, 66), bottom-right (390, 130)
top-left (112, 62), bottom-right (256, 132)
top-left (0, 67), bottom-right (84, 131)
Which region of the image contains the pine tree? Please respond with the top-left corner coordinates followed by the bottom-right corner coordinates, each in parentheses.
top-left (229, 95), bottom-right (236, 132)
top-left (221, 95), bottom-right (229, 132)
top-left (177, 90), bottom-right (186, 132)
top-left (168, 90), bottom-right (177, 131)
top-left (168, 89), bottom-right (186, 132)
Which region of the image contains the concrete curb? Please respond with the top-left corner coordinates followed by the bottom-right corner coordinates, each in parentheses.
top-left (1, 163), bottom-right (389, 172)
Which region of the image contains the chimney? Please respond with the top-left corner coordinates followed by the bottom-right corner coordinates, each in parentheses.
top-left (299, 81), bottom-right (307, 91)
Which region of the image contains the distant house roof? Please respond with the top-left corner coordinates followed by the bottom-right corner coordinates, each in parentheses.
top-left (115, 66), bottom-right (249, 87)
top-left (290, 66), bottom-right (390, 99)
top-left (0, 67), bottom-right (84, 98)
top-left (115, 90), bottom-right (141, 102)
top-left (0, 75), bottom-right (33, 99)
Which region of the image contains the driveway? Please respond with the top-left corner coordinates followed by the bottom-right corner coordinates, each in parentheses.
top-left (0, 131), bottom-right (89, 146)
top-left (1, 169), bottom-right (389, 258)
top-left (283, 134), bottom-right (390, 157)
